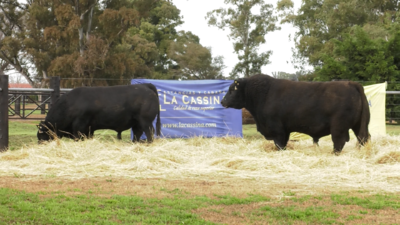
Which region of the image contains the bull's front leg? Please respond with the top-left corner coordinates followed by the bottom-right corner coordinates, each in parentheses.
top-left (72, 118), bottom-right (90, 140)
top-left (273, 132), bottom-right (290, 150)
top-left (132, 127), bottom-right (143, 142)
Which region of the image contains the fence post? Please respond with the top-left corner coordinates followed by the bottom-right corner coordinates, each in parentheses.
top-left (15, 97), bottom-right (20, 115)
top-left (40, 95), bottom-right (46, 114)
top-left (0, 75), bottom-right (8, 151)
top-left (49, 76), bottom-right (60, 110)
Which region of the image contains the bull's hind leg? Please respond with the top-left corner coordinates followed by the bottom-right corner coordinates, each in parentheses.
top-left (351, 126), bottom-right (370, 148)
top-left (141, 122), bottom-right (155, 143)
top-left (331, 130), bottom-right (350, 155)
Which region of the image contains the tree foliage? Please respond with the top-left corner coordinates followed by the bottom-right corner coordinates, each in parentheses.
top-left (0, 0), bottom-right (34, 85)
top-left (271, 71), bottom-right (298, 81)
top-left (316, 26), bottom-right (400, 83)
top-left (277, 0), bottom-right (400, 70)
top-left (168, 31), bottom-right (226, 80)
top-left (206, 0), bottom-right (279, 78)
top-left (1, 0), bottom-right (225, 87)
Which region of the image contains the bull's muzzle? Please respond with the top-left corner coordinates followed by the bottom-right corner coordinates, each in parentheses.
top-left (220, 99), bottom-right (228, 108)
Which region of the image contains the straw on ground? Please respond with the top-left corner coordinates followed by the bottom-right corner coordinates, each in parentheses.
top-left (1, 135), bottom-right (400, 192)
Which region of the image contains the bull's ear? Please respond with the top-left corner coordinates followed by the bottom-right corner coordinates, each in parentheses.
top-left (234, 79), bottom-right (244, 90)
top-left (36, 125), bottom-right (44, 133)
top-left (234, 78), bottom-right (244, 85)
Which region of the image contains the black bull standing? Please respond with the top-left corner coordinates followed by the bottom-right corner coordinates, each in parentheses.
top-left (37, 83), bottom-right (161, 143)
top-left (221, 74), bottom-right (370, 153)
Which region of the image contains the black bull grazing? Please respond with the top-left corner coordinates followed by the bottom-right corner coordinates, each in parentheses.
top-left (37, 83), bottom-right (161, 143)
top-left (221, 74), bottom-right (370, 153)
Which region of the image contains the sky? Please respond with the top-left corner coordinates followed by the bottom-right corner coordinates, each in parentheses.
top-left (172, 0), bottom-right (303, 77)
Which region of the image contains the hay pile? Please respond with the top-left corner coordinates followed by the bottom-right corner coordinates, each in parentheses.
top-left (1, 135), bottom-right (400, 192)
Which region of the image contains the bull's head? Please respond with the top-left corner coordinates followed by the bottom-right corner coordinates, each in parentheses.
top-left (221, 78), bottom-right (246, 109)
top-left (36, 121), bottom-right (55, 143)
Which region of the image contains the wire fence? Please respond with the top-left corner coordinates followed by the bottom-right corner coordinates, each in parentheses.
top-left (10, 77), bottom-right (400, 124)
top-left (386, 94), bottom-right (400, 124)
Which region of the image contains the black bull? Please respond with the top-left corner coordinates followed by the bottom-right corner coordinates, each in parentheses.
top-left (37, 83), bottom-right (161, 143)
top-left (221, 74), bottom-right (370, 153)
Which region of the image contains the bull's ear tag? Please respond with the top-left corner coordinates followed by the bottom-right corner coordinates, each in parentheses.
top-left (37, 125), bottom-right (44, 133)
top-left (234, 80), bottom-right (237, 83)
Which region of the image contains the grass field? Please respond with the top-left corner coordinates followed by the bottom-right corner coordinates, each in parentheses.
top-left (1, 121), bottom-right (400, 224)
top-left (1, 185), bottom-right (399, 224)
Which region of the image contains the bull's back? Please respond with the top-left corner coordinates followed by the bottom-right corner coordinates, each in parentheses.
top-left (67, 85), bottom-right (153, 112)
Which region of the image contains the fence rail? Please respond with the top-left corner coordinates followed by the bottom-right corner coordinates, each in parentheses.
top-left (2, 77), bottom-right (400, 151)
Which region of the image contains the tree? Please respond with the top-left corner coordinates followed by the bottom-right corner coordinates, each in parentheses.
top-left (125, 3), bottom-right (226, 80)
top-left (168, 31), bottom-right (226, 80)
top-left (271, 71), bottom-right (298, 81)
top-left (24, 0), bottom-right (145, 87)
top-left (316, 26), bottom-right (400, 83)
top-left (2, 0), bottom-right (224, 86)
top-left (277, 0), bottom-right (400, 70)
top-left (206, 0), bottom-right (279, 78)
top-left (0, 0), bottom-right (35, 85)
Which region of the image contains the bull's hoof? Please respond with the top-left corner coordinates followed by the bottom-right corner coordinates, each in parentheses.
top-left (332, 151), bottom-right (341, 156)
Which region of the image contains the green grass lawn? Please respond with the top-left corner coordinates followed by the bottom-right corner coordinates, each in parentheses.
top-left (386, 125), bottom-right (400, 135)
top-left (0, 187), bottom-right (399, 224)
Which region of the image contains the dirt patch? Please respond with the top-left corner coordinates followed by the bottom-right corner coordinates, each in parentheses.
top-left (194, 203), bottom-right (270, 225)
top-left (0, 176), bottom-right (352, 199)
top-left (194, 195), bottom-right (400, 225)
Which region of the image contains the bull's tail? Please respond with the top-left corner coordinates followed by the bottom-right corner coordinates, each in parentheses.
top-left (156, 98), bottom-right (161, 136)
top-left (351, 82), bottom-right (371, 145)
top-left (146, 83), bottom-right (161, 136)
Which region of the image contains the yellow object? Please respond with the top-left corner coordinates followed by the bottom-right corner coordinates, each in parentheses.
top-left (290, 82), bottom-right (387, 141)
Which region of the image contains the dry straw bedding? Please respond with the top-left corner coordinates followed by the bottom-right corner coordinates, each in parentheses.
top-left (1, 135), bottom-right (400, 193)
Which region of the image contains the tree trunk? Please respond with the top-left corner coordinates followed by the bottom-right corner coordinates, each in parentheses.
top-left (244, 10), bottom-right (250, 78)
top-left (0, 62), bottom-right (8, 76)
top-left (78, 27), bottom-right (84, 56)
top-left (86, 6), bottom-right (94, 43)
top-left (11, 62), bottom-right (35, 87)
top-left (0, 52), bottom-right (35, 86)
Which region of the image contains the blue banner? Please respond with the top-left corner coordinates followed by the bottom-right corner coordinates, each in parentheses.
top-left (131, 79), bottom-right (242, 139)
